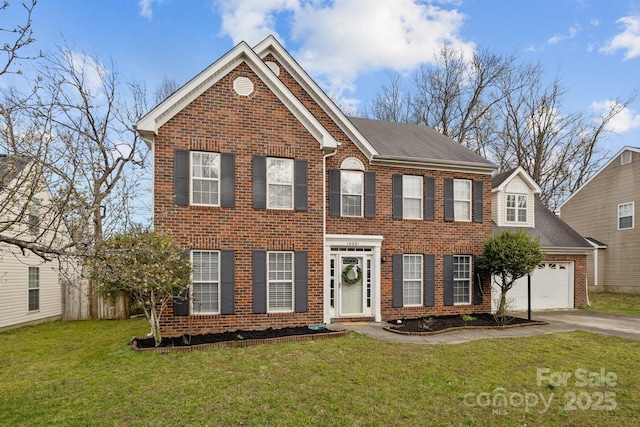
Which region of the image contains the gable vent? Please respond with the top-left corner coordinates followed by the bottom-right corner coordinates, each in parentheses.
top-left (265, 61), bottom-right (280, 76)
top-left (233, 76), bottom-right (254, 96)
top-left (621, 151), bottom-right (632, 165)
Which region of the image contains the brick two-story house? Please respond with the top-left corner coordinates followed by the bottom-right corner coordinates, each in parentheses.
top-left (135, 36), bottom-right (497, 337)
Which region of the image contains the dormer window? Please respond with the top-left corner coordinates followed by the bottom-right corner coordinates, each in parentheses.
top-left (506, 194), bottom-right (527, 222)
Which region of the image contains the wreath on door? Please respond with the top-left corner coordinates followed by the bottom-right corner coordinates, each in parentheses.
top-left (342, 264), bottom-right (363, 285)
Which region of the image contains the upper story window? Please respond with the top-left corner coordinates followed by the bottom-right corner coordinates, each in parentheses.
top-left (191, 250), bottom-right (220, 314)
top-left (329, 158), bottom-right (375, 218)
top-left (266, 157), bottom-right (294, 209)
top-left (618, 202), bottom-right (634, 230)
top-left (191, 151), bottom-right (220, 206)
top-left (341, 170), bottom-right (363, 217)
top-left (453, 179), bottom-right (471, 221)
top-left (506, 194), bottom-right (527, 223)
top-left (403, 176), bottom-right (423, 220)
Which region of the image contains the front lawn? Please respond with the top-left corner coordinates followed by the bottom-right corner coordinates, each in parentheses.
top-left (584, 291), bottom-right (640, 316)
top-left (1, 319), bottom-right (638, 426)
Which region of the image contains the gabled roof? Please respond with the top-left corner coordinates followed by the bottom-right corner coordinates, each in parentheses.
top-left (557, 146), bottom-right (640, 210)
top-left (135, 39), bottom-right (338, 151)
top-left (0, 155), bottom-right (30, 187)
top-left (253, 36), bottom-right (378, 160)
top-left (493, 197), bottom-right (591, 251)
top-left (349, 117), bottom-right (496, 174)
top-left (491, 166), bottom-right (541, 193)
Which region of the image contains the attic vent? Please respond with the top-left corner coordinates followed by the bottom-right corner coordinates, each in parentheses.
top-left (265, 61), bottom-right (280, 76)
top-left (233, 76), bottom-right (254, 96)
top-left (621, 151), bottom-right (632, 165)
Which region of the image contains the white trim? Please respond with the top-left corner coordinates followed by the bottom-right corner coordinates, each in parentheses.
top-left (491, 166), bottom-right (541, 194)
top-left (617, 201), bottom-right (634, 230)
top-left (558, 146), bottom-right (640, 210)
top-left (136, 41), bottom-right (338, 151)
top-left (324, 234), bottom-right (383, 323)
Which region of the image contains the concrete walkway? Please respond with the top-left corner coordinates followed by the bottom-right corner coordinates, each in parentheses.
top-left (335, 310), bottom-right (640, 344)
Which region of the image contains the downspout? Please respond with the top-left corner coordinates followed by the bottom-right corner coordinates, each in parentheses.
top-left (323, 147), bottom-right (337, 324)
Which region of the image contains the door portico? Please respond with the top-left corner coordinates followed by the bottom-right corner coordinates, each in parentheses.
top-left (324, 234), bottom-right (383, 324)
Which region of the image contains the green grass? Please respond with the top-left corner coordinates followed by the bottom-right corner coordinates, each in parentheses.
top-left (1, 319), bottom-right (639, 426)
top-left (583, 292), bottom-right (640, 316)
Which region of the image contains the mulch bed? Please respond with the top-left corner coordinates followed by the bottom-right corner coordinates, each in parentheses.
top-left (130, 326), bottom-right (348, 353)
top-left (385, 313), bottom-right (546, 336)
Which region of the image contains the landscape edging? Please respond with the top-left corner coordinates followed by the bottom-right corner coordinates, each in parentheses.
top-left (383, 320), bottom-right (548, 336)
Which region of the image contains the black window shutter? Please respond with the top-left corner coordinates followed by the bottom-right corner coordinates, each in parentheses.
top-left (294, 160), bottom-right (308, 211)
top-left (252, 156), bottom-right (266, 209)
top-left (329, 169), bottom-right (341, 216)
top-left (392, 254), bottom-right (403, 307)
top-left (220, 250), bottom-right (235, 314)
top-left (424, 254), bottom-right (435, 307)
top-left (173, 288), bottom-right (190, 316)
top-left (473, 180), bottom-right (483, 223)
top-left (174, 149), bottom-right (189, 206)
top-left (294, 251), bottom-right (308, 312)
top-left (424, 176), bottom-right (435, 221)
top-left (392, 174), bottom-right (403, 219)
top-left (173, 248), bottom-right (190, 315)
top-left (253, 251), bottom-right (267, 314)
top-left (365, 171), bottom-right (376, 218)
top-left (220, 153), bottom-right (235, 208)
top-left (473, 255), bottom-right (483, 305)
top-left (444, 178), bottom-right (454, 222)
top-left (444, 255), bottom-right (454, 306)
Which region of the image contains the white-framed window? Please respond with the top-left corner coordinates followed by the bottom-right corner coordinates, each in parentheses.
top-left (266, 157), bottom-right (294, 209)
top-left (403, 255), bottom-right (423, 306)
top-left (341, 170), bottom-right (363, 217)
top-left (453, 255), bottom-right (471, 305)
top-left (191, 151), bottom-right (220, 206)
top-left (28, 266), bottom-right (39, 311)
top-left (268, 251), bottom-right (294, 312)
top-left (454, 179), bottom-right (472, 221)
top-left (191, 250), bottom-right (220, 314)
top-left (506, 194), bottom-right (527, 222)
top-left (403, 176), bottom-right (423, 220)
top-left (618, 202), bottom-right (634, 230)
top-left (28, 197), bottom-right (40, 234)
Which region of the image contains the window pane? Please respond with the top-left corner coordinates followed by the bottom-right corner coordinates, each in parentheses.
top-left (268, 252), bottom-right (293, 311)
top-left (342, 195), bottom-right (362, 216)
top-left (453, 256), bottom-right (471, 304)
top-left (454, 201), bottom-right (470, 221)
top-left (454, 180), bottom-right (470, 200)
top-left (268, 184), bottom-right (293, 209)
top-left (192, 152), bottom-right (219, 179)
top-left (506, 195), bottom-right (515, 208)
top-left (267, 158), bottom-right (293, 184)
top-left (28, 267), bottom-right (39, 311)
top-left (403, 199), bottom-right (422, 219)
top-left (403, 176), bottom-right (422, 198)
top-left (192, 251), bottom-right (220, 313)
top-left (403, 255), bottom-right (422, 306)
top-left (454, 180), bottom-right (471, 221)
top-left (341, 171), bottom-right (363, 194)
top-left (619, 203), bottom-right (633, 229)
top-left (191, 152), bottom-right (220, 205)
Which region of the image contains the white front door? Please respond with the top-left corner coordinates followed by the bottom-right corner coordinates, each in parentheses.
top-left (339, 255), bottom-right (365, 315)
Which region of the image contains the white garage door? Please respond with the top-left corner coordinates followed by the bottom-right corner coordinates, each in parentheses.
top-left (492, 262), bottom-right (573, 311)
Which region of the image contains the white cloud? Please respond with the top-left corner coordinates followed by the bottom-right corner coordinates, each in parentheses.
top-left (139, 0), bottom-right (164, 20)
top-left (214, 0), bottom-right (474, 96)
top-left (592, 100), bottom-right (640, 133)
top-left (548, 25), bottom-right (580, 44)
top-left (63, 50), bottom-right (106, 98)
top-left (600, 15), bottom-right (640, 60)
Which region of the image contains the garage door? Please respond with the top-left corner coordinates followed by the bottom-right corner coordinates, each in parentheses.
top-left (492, 262), bottom-right (573, 311)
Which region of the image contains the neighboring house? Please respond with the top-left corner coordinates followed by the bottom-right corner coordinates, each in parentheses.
top-left (557, 146), bottom-right (640, 294)
top-left (135, 36), bottom-right (498, 337)
top-left (491, 167), bottom-right (590, 310)
top-left (0, 155), bottom-right (62, 331)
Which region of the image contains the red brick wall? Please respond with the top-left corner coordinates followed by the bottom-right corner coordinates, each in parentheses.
top-left (153, 57), bottom-right (495, 337)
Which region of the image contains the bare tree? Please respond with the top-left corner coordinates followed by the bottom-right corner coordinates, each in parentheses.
top-left (0, 0), bottom-right (39, 77)
top-left (365, 44), bottom-right (635, 209)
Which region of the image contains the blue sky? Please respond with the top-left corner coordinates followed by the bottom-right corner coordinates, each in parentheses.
top-left (22, 0), bottom-right (640, 154)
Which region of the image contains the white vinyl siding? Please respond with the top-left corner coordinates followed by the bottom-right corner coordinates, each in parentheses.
top-left (453, 255), bottom-right (471, 304)
top-left (341, 170), bottom-right (363, 217)
top-left (618, 202), bottom-right (634, 230)
top-left (266, 157), bottom-right (294, 209)
top-left (453, 179), bottom-right (471, 221)
top-left (403, 176), bottom-right (422, 220)
top-left (190, 151), bottom-right (220, 206)
top-left (268, 251), bottom-right (294, 312)
top-left (403, 255), bottom-right (422, 306)
top-left (191, 251), bottom-right (220, 314)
